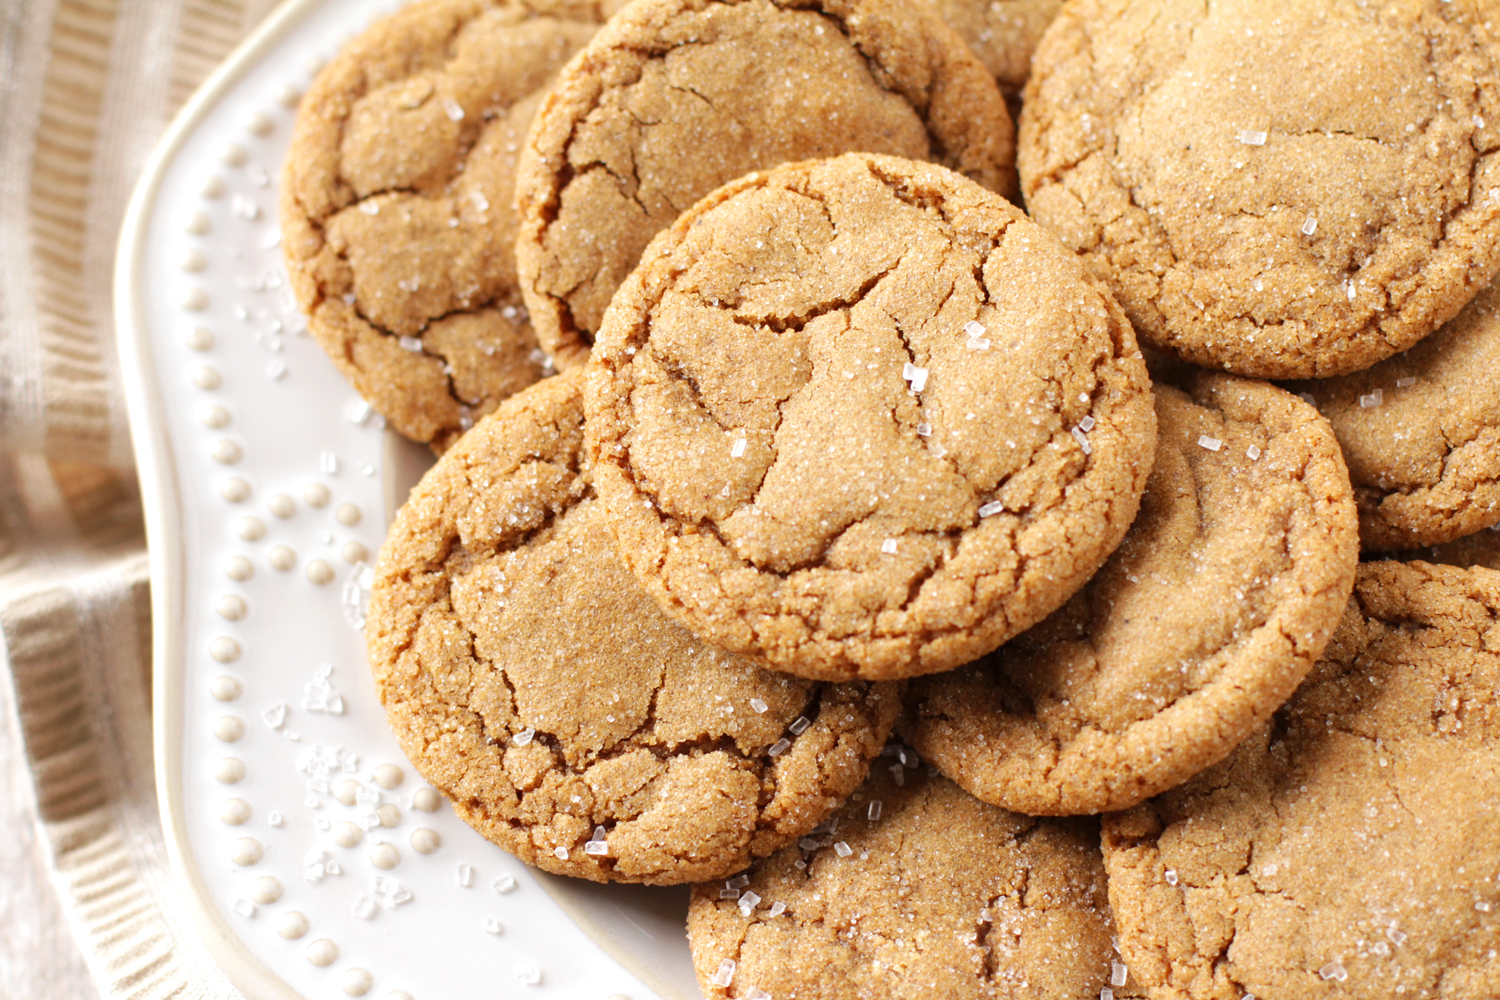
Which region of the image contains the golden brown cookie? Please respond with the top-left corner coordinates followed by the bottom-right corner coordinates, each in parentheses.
top-left (1103, 561), bottom-right (1500, 1000)
top-left (282, 0), bottom-right (620, 449)
top-left (514, 0), bottom-right (1018, 369)
top-left (586, 153), bottom-right (1156, 682)
top-left (925, 0), bottom-right (1062, 95)
top-left (1390, 525), bottom-right (1500, 570)
top-left (1021, 0), bottom-right (1500, 379)
top-left (1285, 280), bottom-right (1500, 550)
top-left (688, 762), bottom-right (1144, 1000)
top-left (904, 374), bottom-right (1359, 815)
top-left (365, 371), bottom-right (902, 884)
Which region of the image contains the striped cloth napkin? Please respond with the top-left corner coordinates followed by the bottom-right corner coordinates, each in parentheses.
top-left (0, 0), bottom-right (285, 996)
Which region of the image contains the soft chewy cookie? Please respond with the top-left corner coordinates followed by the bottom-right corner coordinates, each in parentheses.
top-left (1021, 0), bottom-right (1500, 379)
top-left (687, 762), bottom-right (1143, 1000)
top-left (365, 372), bottom-right (901, 883)
top-left (925, 0), bottom-right (1063, 95)
top-left (904, 374), bottom-right (1358, 815)
top-left (1103, 561), bottom-right (1500, 1000)
top-left (1286, 280), bottom-right (1500, 550)
top-left (586, 153), bottom-right (1156, 681)
top-left (282, 0), bottom-right (619, 450)
top-left (514, 0), bottom-right (1018, 369)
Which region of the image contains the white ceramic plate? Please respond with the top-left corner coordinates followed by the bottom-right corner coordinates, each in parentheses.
top-left (115, 1), bottom-right (702, 997)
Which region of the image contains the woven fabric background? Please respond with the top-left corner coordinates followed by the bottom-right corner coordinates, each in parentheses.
top-left (0, 0), bottom-right (279, 995)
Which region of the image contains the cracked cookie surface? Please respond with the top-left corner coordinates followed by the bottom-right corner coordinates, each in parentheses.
top-left (1020, 0), bottom-right (1500, 379)
top-left (365, 371), bottom-right (901, 883)
top-left (586, 153), bottom-right (1156, 681)
top-left (1286, 280), bottom-right (1500, 550)
top-left (924, 0), bottom-right (1062, 95)
top-left (514, 0), bottom-right (1018, 369)
top-left (904, 374), bottom-right (1358, 815)
top-left (687, 763), bottom-right (1143, 1000)
top-left (281, 0), bottom-right (619, 450)
top-left (1103, 561), bottom-right (1500, 1000)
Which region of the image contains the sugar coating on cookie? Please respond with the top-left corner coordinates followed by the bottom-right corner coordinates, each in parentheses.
top-left (1103, 561), bottom-right (1500, 1000)
top-left (282, 0), bottom-right (620, 449)
top-left (515, 0), bottom-right (1018, 369)
top-left (905, 375), bottom-right (1358, 815)
top-left (1021, 0), bottom-right (1500, 379)
top-left (925, 0), bottom-right (1063, 94)
top-left (365, 372), bottom-right (901, 883)
top-left (586, 153), bottom-right (1156, 681)
top-left (1287, 280), bottom-right (1500, 550)
top-left (688, 763), bottom-right (1140, 1000)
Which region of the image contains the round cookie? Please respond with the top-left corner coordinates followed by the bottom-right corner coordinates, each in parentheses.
top-left (585, 153), bottom-right (1157, 681)
top-left (364, 371), bottom-right (902, 883)
top-left (1020, 0), bottom-right (1500, 379)
top-left (281, 0), bottom-right (619, 450)
top-left (1286, 280), bottom-right (1500, 550)
top-left (1103, 561), bottom-right (1500, 1000)
top-left (904, 374), bottom-right (1359, 815)
top-left (924, 0), bottom-right (1063, 95)
top-left (688, 762), bottom-right (1144, 1000)
top-left (514, 0), bottom-right (1018, 369)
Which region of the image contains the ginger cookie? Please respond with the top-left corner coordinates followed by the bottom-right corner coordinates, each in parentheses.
top-left (281, 0), bottom-right (620, 450)
top-left (1392, 525), bottom-right (1500, 571)
top-left (586, 153), bottom-right (1156, 682)
top-left (514, 0), bottom-right (1018, 369)
top-left (904, 374), bottom-right (1359, 815)
top-left (1020, 0), bottom-right (1500, 379)
top-left (687, 761), bottom-right (1145, 1000)
top-left (365, 371), bottom-right (901, 883)
top-left (1286, 280), bottom-right (1500, 550)
top-left (925, 0), bottom-right (1063, 95)
top-left (1103, 561), bottom-right (1500, 1000)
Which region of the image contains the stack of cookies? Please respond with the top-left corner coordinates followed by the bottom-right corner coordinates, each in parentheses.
top-left (282, 1), bottom-right (1500, 997)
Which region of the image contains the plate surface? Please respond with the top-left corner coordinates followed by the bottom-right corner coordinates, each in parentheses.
top-left (115, 1), bottom-right (702, 997)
